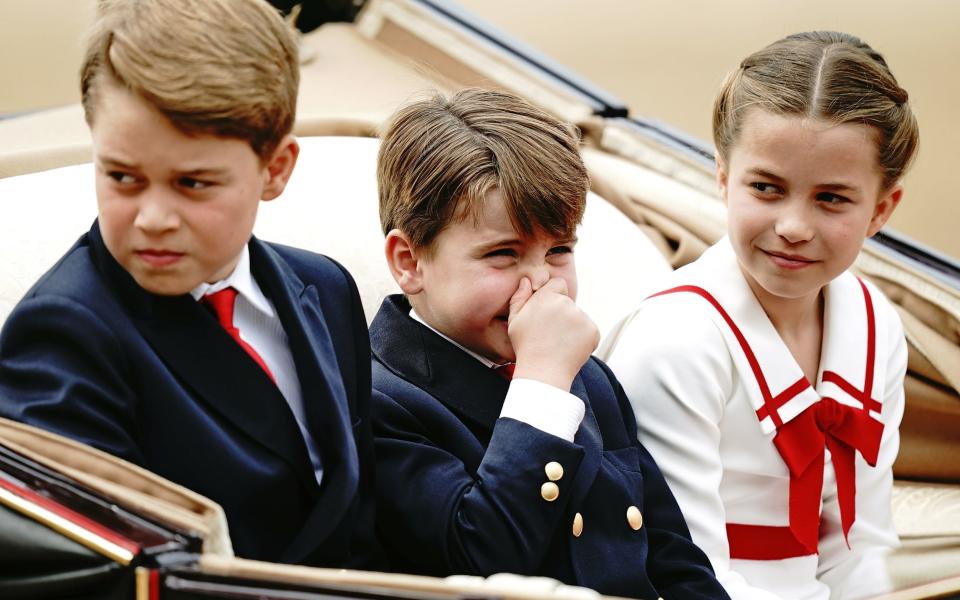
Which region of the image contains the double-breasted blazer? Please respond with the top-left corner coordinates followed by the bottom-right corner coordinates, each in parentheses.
top-left (0, 222), bottom-right (383, 568)
top-left (370, 295), bottom-right (727, 600)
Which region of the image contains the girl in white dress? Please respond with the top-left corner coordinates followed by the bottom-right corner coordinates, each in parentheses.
top-left (605, 31), bottom-right (919, 600)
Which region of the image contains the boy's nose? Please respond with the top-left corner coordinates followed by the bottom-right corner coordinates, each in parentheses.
top-left (527, 264), bottom-right (551, 291)
top-left (134, 194), bottom-right (180, 233)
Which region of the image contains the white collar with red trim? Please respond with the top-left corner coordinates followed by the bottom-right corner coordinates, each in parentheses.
top-left (660, 237), bottom-right (885, 434)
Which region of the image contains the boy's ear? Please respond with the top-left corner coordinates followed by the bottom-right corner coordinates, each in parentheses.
top-left (715, 156), bottom-right (729, 204)
top-left (261, 134), bottom-right (299, 201)
top-left (385, 229), bottom-right (424, 295)
top-left (866, 184), bottom-right (903, 237)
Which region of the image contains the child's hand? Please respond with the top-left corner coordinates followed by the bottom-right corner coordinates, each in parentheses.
top-left (507, 276), bottom-right (599, 391)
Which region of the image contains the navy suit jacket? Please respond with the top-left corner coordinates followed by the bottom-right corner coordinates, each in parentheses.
top-left (0, 222), bottom-right (383, 568)
top-left (370, 295), bottom-right (728, 600)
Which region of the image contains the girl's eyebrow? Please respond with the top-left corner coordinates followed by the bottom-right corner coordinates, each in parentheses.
top-left (746, 167), bottom-right (784, 181)
top-left (747, 168), bottom-right (860, 193)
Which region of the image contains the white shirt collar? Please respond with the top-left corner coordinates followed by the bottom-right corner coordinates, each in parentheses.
top-left (190, 245), bottom-right (275, 318)
top-left (409, 307), bottom-right (502, 369)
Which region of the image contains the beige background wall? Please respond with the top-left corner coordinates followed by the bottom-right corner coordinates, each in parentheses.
top-left (458, 0), bottom-right (960, 260)
top-left (1, 0), bottom-right (957, 259)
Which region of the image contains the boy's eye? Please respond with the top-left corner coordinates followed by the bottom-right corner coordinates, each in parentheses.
top-left (178, 177), bottom-right (211, 190)
top-left (750, 182), bottom-right (783, 195)
top-left (485, 248), bottom-right (517, 258)
top-left (108, 171), bottom-right (137, 185)
top-left (548, 245), bottom-right (573, 255)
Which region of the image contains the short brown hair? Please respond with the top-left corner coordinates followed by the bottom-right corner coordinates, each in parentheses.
top-left (377, 89), bottom-right (588, 252)
top-left (713, 31), bottom-right (919, 190)
top-left (81, 0), bottom-right (299, 161)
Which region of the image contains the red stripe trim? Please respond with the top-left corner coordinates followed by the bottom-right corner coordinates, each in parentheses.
top-left (726, 523), bottom-right (817, 559)
top-left (858, 278), bottom-right (877, 407)
top-left (0, 477), bottom-right (141, 557)
top-left (649, 285), bottom-right (813, 428)
top-left (757, 377), bottom-right (810, 424)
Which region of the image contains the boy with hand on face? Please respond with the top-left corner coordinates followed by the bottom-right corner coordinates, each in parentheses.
top-left (0, 0), bottom-right (382, 568)
top-left (371, 89), bottom-right (727, 599)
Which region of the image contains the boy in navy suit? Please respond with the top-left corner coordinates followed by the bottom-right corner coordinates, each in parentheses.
top-left (371, 88), bottom-right (728, 599)
top-left (0, 0), bottom-right (381, 568)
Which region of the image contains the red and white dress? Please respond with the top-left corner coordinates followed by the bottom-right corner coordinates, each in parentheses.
top-left (605, 237), bottom-right (906, 600)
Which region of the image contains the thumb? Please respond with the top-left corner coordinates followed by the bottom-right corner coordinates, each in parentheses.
top-left (508, 277), bottom-right (533, 324)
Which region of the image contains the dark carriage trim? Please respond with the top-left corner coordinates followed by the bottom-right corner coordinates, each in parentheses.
top-left (0, 442), bottom-right (201, 565)
top-left (868, 230), bottom-right (960, 290)
top-left (414, 0), bottom-right (628, 118)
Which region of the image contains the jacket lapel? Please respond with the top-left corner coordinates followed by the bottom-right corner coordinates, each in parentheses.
top-left (371, 295), bottom-right (506, 444)
top-left (88, 223), bottom-right (319, 490)
top-left (248, 240), bottom-right (360, 562)
top-left (371, 295), bottom-right (603, 493)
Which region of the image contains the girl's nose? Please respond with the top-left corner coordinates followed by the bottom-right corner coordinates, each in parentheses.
top-left (774, 202), bottom-right (815, 243)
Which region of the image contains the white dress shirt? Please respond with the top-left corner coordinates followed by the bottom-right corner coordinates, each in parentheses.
top-left (192, 246), bottom-right (324, 485)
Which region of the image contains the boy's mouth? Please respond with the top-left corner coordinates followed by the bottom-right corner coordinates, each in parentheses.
top-left (136, 249), bottom-right (184, 267)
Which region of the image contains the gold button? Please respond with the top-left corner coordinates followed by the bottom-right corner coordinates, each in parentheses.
top-left (626, 505), bottom-right (643, 530)
top-left (544, 461), bottom-right (564, 481)
top-left (572, 512), bottom-right (583, 537)
top-left (541, 482), bottom-right (560, 502)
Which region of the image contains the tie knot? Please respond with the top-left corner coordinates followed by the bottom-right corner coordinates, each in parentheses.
top-left (493, 362), bottom-right (515, 381)
top-left (202, 287), bottom-right (238, 329)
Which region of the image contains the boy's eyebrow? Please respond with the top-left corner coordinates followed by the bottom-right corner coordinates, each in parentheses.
top-left (96, 157), bottom-right (229, 177)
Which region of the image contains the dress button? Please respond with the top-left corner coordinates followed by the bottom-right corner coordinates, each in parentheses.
top-left (572, 512), bottom-right (583, 537)
top-left (541, 482), bottom-right (560, 502)
top-left (626, 505), bottom-right (643, 530)
top-left (545, 461), bottom-right (564, 481)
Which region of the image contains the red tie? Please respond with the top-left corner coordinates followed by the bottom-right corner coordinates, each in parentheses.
top-left (202, 287), bottom-right (276, 383)
top-left (493, 362), bottom-right (515, 381)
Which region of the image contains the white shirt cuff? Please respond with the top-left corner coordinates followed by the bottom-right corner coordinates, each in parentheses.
top-left (499, 378), bottom-right (585, 442)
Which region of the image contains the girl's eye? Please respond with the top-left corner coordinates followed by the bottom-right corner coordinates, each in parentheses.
top-left (548, 245), bottom-right (573, 255)
top-left (109, 172), bottom-right (137, 185)
top-left (816, 192), bottom-right (850, 205)
top-left (750, 182), bottom-right (782, 195)
top-left (486, 248), bottom-right (517, 258)
top-left (178, 177), bottom-right (211, 190)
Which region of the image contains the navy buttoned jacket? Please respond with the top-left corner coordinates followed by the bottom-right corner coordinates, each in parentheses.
top-left (370, 295), bottom-right (728, 600)
top-left (0, 222), bottom-right (384, 568)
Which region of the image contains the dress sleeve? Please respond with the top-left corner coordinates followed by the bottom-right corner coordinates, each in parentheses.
top-left (816, 296), bottom-right (906, 598)
top-left (605, 301), bottom-right (785, 600)
top-left (0, 294), bottom-right (144, 464)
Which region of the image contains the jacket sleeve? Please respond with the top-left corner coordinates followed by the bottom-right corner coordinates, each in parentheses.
top-left (372, 380), bottom-right (585, 576)
top-left (816, 292), bottom-right (906, 598)
top-left (596, 360), bottom-right (731, 600)
top-left (605, 302), bottom-right (785, 600)
top-left (0, 294), bottom-right (144, 465)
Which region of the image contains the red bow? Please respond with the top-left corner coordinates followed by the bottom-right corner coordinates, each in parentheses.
top-left (773, 396), bottom-right (883, 552)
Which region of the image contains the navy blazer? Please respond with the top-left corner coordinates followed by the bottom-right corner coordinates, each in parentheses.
top-left (370, 295), bottom-right (728, 600)
top-left (0, 222), bottom-right (383, 568)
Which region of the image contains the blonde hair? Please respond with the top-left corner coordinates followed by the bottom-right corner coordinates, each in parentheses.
top-left (377, 89), bottom-right (588, 252)
top-left (713, 31), bottom-right (918, 190)
top-left (81, 0), bottom-right (299, 161)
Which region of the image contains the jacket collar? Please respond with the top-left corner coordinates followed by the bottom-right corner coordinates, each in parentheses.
top-left (87, 221), bottom-right (349, 497)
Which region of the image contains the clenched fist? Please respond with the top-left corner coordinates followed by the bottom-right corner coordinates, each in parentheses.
top-left (507, 277), bottom-right (599, 391)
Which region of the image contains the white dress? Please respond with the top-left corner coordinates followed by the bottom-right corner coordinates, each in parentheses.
top-left (604, 237), bottom-right (906, 600)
